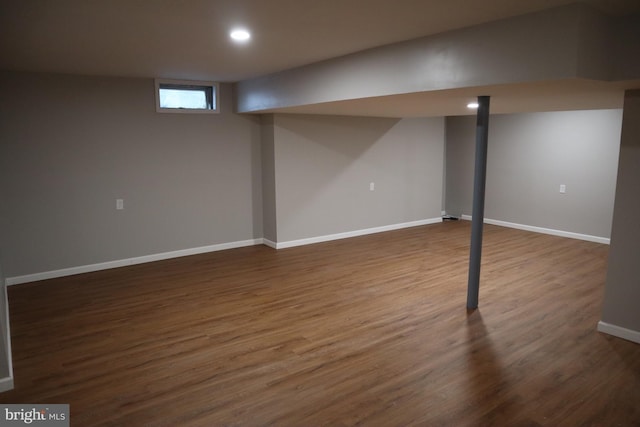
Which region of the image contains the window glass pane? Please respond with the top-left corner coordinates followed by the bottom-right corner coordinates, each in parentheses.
top-left (155, 80), bottom-right (218, 113)
top-left (159, 88), bottom-right (208, 109)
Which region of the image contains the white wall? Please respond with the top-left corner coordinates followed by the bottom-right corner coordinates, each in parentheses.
top-left (446, 109), bottom-right (622, 240)
top-left (270, 115), bottom-right (445, 243)
top-left (0, 71), bottom-right (262, 280)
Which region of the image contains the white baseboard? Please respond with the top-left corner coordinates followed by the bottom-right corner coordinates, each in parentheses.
top-left (262, 239), bottom-right (277, 249)
top-left (459, 215), bottom-right (609, 245)
top-left (6, 238), bottom-right (264, 286)
top-left (0, 377), bottom-right (13, 393)
top-left (0, 283), bottom-right (13, 393)
top-left (5, 215), bottom-right (609, 286)
top-left (4, 219), bottom-right (443, 285)
top-left (597, 321), bottom-right (640, 344)
top-left (275, 217), bottom-right (442, 249)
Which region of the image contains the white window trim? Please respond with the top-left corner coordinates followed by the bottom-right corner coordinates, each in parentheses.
top-left (154, 78), bottom-right (220, 114)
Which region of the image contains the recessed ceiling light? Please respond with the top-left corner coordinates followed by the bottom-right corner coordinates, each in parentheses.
top-left (467, 102), bottom-right (479, 109)
top-left (230, 29), bottom-right (251, 42)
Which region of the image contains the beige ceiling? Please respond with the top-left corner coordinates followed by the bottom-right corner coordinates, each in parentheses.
top-left (1, 0), bottom-right (639, 116)
top-left (1, 0), bottom-right (639, 82)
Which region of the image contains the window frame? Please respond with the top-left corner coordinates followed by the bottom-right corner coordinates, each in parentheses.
top-left (154, 78), bottom-right (220, 114)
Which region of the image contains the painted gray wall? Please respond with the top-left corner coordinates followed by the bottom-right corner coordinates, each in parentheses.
top-left (445, 116), bottom-right (475, 219)
top-left (0, 71), bottom-right (262, 278)
top-left (612, 13), bottom-right (640, 81)
top-left (445, 109), bottom-right (622, 239)
top-left (601, 90), bottom-right (640, 333)
top-left (271, 115), bottom-right (444, 242)
top-left (236, 5), bottom-right (638, 113)
top-left (0, 259), bottom-right (9, 380)
top-left (260, 115), bottom-right (277, 243)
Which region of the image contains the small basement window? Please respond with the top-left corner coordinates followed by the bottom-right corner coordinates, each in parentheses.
top-left (155, 79), bottom-right (219, 113)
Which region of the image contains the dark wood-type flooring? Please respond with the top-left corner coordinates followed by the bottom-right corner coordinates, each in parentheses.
top-left (2, 221), bottom-right (639, 426)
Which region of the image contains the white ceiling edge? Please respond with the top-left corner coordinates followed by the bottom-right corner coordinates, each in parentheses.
top-left (1, 0), bottom-right (639, 82)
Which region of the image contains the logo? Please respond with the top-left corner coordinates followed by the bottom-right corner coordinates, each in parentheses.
top-left (1, 405), bottom-right (69, 426)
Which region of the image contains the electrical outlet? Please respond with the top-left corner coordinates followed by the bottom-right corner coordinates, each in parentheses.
top-left (559, 184), bottom-right (566, 194)
top-left (116, 199), bottom-right (124, 210)
top-left (370, 182), bottom-right (375, 191)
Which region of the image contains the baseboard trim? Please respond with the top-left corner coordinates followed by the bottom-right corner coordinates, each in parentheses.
top-left (6, 238), bottom-right (264, 286)
top-left (275, 218), bottom-right (442, 249)
top-left (1, 283), bottom-right (13, 392)
top-left (459, 215), bottom-right (610, 245)
top-left (597, 321), bottom-right (640, 344)
top-left (0, 377), bottom-right (14, 393)
top-left (262, 239), bottom-right (277, 249)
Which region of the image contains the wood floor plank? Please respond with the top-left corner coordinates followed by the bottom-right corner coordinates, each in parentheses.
top-left (1, 221), bottom-right (639, 426)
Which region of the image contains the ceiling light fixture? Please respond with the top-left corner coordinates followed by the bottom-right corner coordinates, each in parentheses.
top-left (467, 102), bottom-right (479, 109)
top-left (230, 29), bottom-right (251, 42)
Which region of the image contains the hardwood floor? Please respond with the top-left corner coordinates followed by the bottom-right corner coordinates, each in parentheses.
top-left (1, 221), bottom-right (639, 426)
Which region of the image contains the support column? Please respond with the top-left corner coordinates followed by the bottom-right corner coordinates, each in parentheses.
top-left (467, 96), bottom-right (491, 309)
